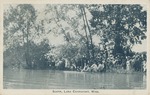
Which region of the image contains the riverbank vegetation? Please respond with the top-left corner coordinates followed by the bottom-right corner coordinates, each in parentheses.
top-left (3, 4), bottom-right (147, 73)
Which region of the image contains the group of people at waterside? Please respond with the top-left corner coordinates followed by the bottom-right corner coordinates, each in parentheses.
top-left (51, 53), bottom-right (147, 73)
top-left (53, 59), bottom-right (106, 72)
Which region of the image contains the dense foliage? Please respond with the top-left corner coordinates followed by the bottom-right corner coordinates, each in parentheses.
top-left (3, 4), bottom-right (147, 72)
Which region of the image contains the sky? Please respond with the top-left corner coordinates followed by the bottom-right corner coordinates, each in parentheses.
top-left (132, 39), bottom-right (147, 52)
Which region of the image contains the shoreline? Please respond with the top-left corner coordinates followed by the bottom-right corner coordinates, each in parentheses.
top-left (4, 67), bottom-right (146, 74)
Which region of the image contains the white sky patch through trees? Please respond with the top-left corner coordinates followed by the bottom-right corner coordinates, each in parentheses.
top-left (132, 38), bottom-right (147, 52)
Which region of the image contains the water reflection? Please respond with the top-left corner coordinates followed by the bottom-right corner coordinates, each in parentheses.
top-left (3, 68), bottom-right (146, 89)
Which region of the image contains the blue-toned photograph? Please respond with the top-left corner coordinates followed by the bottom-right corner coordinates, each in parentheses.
top-left (3, 4), bottom-right (147, 89)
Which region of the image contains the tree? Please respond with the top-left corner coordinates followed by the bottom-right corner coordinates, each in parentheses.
top-left (28, 39), bottom-right (51, 69)
top-left (4, 4), bottom-right (37, 68)
top-left (45, 4), bottom-right (97, 66)
top-left (89, 4), bottom-right (147, 59)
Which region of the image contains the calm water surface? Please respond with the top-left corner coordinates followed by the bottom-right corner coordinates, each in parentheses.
top-left (3, 68), bottom-right (146, 89)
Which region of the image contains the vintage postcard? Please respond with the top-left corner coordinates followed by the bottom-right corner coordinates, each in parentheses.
top-left (0, 0), bottom-right (150, 95)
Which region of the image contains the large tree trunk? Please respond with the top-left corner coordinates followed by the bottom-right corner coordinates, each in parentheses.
top-left (25, 21), bottom-right (31, 68)
top-left (81, 5), bottom-right (95, 62)
top-left (80, 5), bottom-right (90, 65)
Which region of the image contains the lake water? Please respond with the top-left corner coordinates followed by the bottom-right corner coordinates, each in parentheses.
top-left (3, 68), bottom-right (146, 89)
